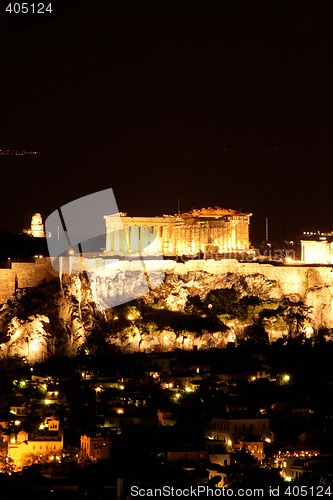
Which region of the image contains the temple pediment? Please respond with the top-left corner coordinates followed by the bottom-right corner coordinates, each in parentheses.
top-left (180, 207), bottom-right (252, 218)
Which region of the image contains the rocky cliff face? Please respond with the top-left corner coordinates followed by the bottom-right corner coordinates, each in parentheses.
top-left (0, 275), bottom-right (96, 362)
top-left (0, 262), bottom-right (332, 362)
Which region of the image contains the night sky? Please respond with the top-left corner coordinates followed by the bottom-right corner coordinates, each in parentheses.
top-left (0, 0), bottom-right (332, 245)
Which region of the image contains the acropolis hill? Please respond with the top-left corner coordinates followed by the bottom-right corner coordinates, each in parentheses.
top-left (1, 206), bottom-right (333, 362)
top-left (1, 254), bottom-right (333, 362)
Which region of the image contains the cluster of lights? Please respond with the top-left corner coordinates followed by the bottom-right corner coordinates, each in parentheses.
top-left (172, 385), bottom-right (196, 400)
top-left (303, 231), bottom-right (332, 236)
top-left (44, 392), bottom-right (59, 405)
top-left (0, 149), bottom-right (39, 156)
top-left (275, 448), bottom-right (320, 483)
top-left (277, 450), bottom-right (318, 458)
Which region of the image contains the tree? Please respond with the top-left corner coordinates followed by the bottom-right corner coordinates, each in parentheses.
top-left (238, 324), bottom-right (269, 346)
top-left (0, 455), bottom-right (15, 474)
top-left (280, 298), bottom-right (312, 338)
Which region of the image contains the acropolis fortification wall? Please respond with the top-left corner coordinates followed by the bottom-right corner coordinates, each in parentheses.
top-left (1, 257), bottom-right (333, 329)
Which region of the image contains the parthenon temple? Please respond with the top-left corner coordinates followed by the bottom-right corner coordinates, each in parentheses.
top-left (104, 207), bottom-right (252, 257)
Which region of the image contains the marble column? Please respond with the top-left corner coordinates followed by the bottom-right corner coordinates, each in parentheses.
top-left (141, 226), bottom-right (149, 252)
top-left (106, 224), bottom-right (112, 252)
top-left (114, 227), bottom-right (120, 253)
top-left (133, 226), bottom-right (140, 253)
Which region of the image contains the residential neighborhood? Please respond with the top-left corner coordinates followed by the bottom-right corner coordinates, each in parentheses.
top-left (0, 340), bottom-right (332, 497)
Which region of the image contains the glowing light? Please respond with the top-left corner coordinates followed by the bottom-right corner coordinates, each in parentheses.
top-left (185, 386), bottom-right (193, 393)
top-left (54, 391), bottom-right (59, 397)
top-left (265, 438), bottom-right (271, 443)
top-left (29, 339), bottom-right (41, 352)
top-left (14, 420), bottom-right (20, 426)
top-left (284, 476), bottom-right (292, 482)
top-left (175, 393), bottom-right (181, 399)
top-left (119, 385), bottom-right (125, 390)
top-left (116, 409), bottom-right (124, 414)
top-left (282, 374), bottom-right (290, 383)
top-left (42, 384), bottom-right (47, 390)
top-left (44, 399), bottom-right (52, 405)
top-left (19, 381), bottom-right (26, 388)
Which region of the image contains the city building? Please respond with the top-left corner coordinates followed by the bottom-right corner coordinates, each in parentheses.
top-left (104, 207), bottom-right (252, 257)
top-left (47, 416), bottom-right (60, 432)
top-left (8, 433), bottom-right (63, 470)
top-left (80, 434), bottom-right (111, 461)
top-left (235, 438), bottom-right (265, 461)
top-left (209, 416), bottom-right (271, 452)
top-left (301, 239), bottom-right (333, 264)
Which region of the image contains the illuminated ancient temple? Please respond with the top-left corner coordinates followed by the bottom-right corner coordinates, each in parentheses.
top-left (104, 207), bottom-right (252, 257)
top-left (301, 239), bottom-right (333, 264)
